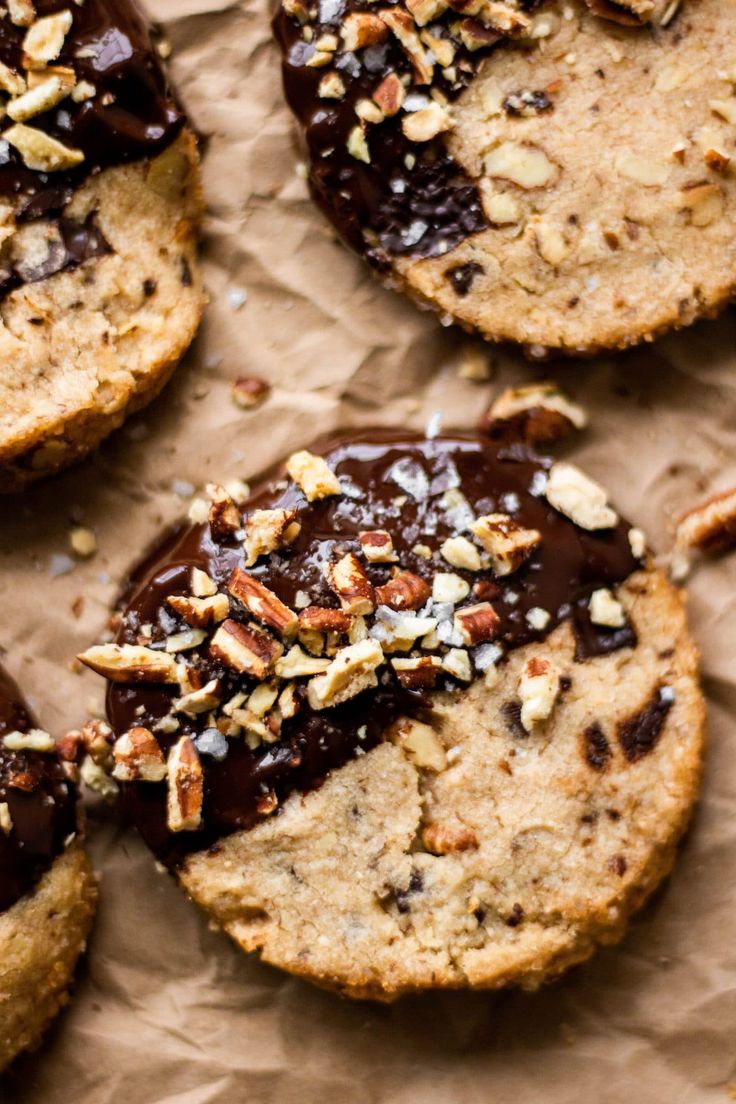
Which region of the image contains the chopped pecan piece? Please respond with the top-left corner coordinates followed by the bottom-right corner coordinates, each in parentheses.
top-left (359, 529), bottom-right (398, 563)
top-left (375, 571), bottom-right (431, 611)
top-left (379, 8), bottom-right (434, 84)
top-left (210, 619), bottom-right (283, 679)
top-left (422, 820), bottom-right (479, 854)
top-left (387, 716), bottom-right (447, 771)
top-left (470, 513), bottom-right (541, 576)
top-left (244, 508), bottom-right (300, 567)
top-left (298, 606), bottom-right (353, 633)
top-left (325, 552), bottom-right (376, 615)
top-left (589, 588), bottom-right (626, 628)
top-left (166, 736), bottom-right (203, 832)
top-left (372, 73), bottom-right (405, 117)
top-left (391, 655), bottom-right (442, 690)
top-left (440, 535), bottom-right (483, 571)
top-left (231, 376), bottom-right (270, 409)
top-left (545, 463), bottom-right (618, 531)
top-left (675, 487), bottom-right (736, 555)
top-left (23, 9), bottom-right (72, 67)
top-left (584, 0), bottom-right (654, 25)
top-left (341, 10), bottom-right (388, 49)
top-left (275, 645), bottom-right (331, 678)
top-left (77, 643), bottom-right (180, 684)
top-left (207, 483), bottom-right (242, 540)
top-left (228, 567), bottom-right (298, 637)
top-left (286, 449), bottom-right (341, 501)
top-left (167, 593), bottom-right (230, 628)
top-left (454, 602), bottom-right (500, 645)
top-left (482, 382), bottom-right (587, 444)
top-left (518, 655), bottom-right (561, 732)
top-left (112, 726), bottom-right (167, 782)
top-left (175, 678), bottom-right (222, 716)
top-left (306, 639), bottom-right (384, 710)
top-left (3, 728), bottom-right (55, 752)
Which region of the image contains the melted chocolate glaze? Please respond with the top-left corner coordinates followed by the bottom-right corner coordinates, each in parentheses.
top-left (272, 0), bottom-right (537, 263)
top-left (0, 665), bottom-right (77, 913)
top-left (0, 0), bottom-right (183, 214)
top-left (107, 430), bottom-right (641, 868)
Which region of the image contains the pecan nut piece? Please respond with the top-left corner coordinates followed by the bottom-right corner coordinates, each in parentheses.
top-left (306, 638), bottom-right (384, 710)
top-left (210, 619), bottom-right (283, 679)
top-left (298, 606), bottom-right (353, 634)
top-left (375, 571), bottom-right (431, 611)
top-left (390, 655), bottom-right (442, 689)
top-left (481, 382), bottom-right (587, 445)
top-left (518, 655), bottom-right (561, 732)
top-left (675, 487), bottom-right (736, 555)
top-left (77, 643), bottom-right (180, 684)
top-left (422, 821), bottom-right (479, 855)
top-left (207, 483), bottom-right (242, 540)
top-left (113, 726), bottom-right (167, 782)
top-left (286, 449), bottom-right (341, 501)
top-left (228, 566), bottom-right (298, 637)
top-left (167, 592), bottom-right (230, 628)
top-left (454, 601), bottom-right (500, 645)
top-left (325, 552), bottom-right (376, 615)
top-left (584, 0), bottom-right (654, 25)
top-left (166, 735), bottom-right (203, 832)
top-left (387, 716), bottom-right (447, 771)
top-left (470, 513), bottom-right (541, 576)
top-left (359, 528), bottom-right (398, 563)
top-left (244, 508), bottom-right (301, 566)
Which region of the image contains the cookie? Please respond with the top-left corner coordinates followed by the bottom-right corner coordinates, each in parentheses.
top-left (0, 0), bottom-right (204, 492)
top-left (275, 0), bottom-right (736, 354)
top-left (0, 665), bottom-right (96, 1069)
top-left (80, 417), bottom-right (704, 999)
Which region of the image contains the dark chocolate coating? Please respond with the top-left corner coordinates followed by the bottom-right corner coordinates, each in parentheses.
top-left (107, 430), bottom-right (641, 868)
top-left (0, 665), bottom-right (77, 914)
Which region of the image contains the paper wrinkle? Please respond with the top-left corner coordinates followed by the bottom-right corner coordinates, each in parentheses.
top-left (0, 0), bottom-right (735, 1097)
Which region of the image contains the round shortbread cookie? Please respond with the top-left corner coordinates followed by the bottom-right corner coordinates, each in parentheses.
top-left (0, 0), bottom-right (204, 492)
top-left (81, 421), bottom-right (704, 999)
top-left (275, 0), bottom-right (736, 354)
top-left (0, 667), bottom-right (96, 1069)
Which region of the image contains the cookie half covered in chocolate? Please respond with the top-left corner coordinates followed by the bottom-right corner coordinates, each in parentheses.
top-left (274, 0), bottom-right (736, 353)
top-left (79, 421), bottom-right (704, 999)
top-left (0, 0), bottom-right (204, 491)
top-left (0, 665), bottom-right (96, 1070)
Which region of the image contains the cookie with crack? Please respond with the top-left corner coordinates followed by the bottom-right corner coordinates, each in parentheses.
top-left (275, 0), bottom-right (736, 354)
top-left (0, 665), bottom-right (96, 1069)
top-left (0, 0), bottom-right (204, 492)
top-left (79, 415), bottom-right (704, 999)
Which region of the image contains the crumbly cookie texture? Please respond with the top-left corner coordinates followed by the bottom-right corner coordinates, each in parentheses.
top-left (397, 0), bottom-right (736, 352)
top-left (0, 840), bottom-right (97, 1070)
top-left (0, 127), bottom-right (204, 492)
top-left (180, 568), bottom-right (703, 999)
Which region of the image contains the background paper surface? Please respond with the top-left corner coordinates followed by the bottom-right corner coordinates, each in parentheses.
top-left (1, 0), bottom-right (736, 1099)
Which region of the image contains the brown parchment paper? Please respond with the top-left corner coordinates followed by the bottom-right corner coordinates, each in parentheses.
top-left (1, 0), bottom-right (736, 1099)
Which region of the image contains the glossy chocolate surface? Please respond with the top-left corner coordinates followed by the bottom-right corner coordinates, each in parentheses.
top-left (0, 665), bottom-right (77, 913)
top-left (0, 0), bottom-right (183, 214)
top-left (108, 430), bottom-right (641, 868)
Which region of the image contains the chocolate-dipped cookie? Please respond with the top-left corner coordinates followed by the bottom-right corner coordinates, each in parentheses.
top-left (274, 0), bottom-right (736, 354)
top-left (0, 665), bottom-right (96, 1069)
top-left (0, 0), bottom-right (204, 491)
top-left (79, 414), bottom-right (704, 999)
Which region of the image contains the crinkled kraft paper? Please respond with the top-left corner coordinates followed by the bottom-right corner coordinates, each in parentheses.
top-left (1, 0), bottom-right (736, 1099)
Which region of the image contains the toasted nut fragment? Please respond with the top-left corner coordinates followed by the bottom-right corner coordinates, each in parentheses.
top-left (210, 619), bottom-right (283, 679)
top-left (406, 0), bottom-right (448, 25)
top-left (342, 10), bottom-right (389, 50)
top-left (518, 655), bottom-right (560, 731)
top-left (191, 567), bottom-right (218, 597)
top-left (286, 449), bottom-right (341, 501)
top-left (306, 639), bottom-right (384, 710)
top-left (80, 755), bottom-right (118, 799)
top-left (228, 567), bottom-right (298, 637)
top-left (375, 571), bottom-right (431, 611)
top-left (470, 514), bottom-right (541, 576)
top-left (402, 101), bottom-right (453, 142)
top-left (0, 62), bottom-right (26, 96)
top-left (589, 588), bottom-right (626, 628)
top-left (78, 643), bottom-right (180, 684)
top-left (299, 627), bottom-right (326, 656)
top-left (440, 535), bottom-right (483, 571)
top-left (388, 716), bottom-right (446, 771)
top-left (278, 681), bottom-right (300, 719)
top-left (244, 508), bottom-right (300, 566)
top-left (175, 678), bottom-right (222, 716)
top-left (359, 529), bottom-right (398, 564)
top-left (0, 802), bottom-right (12, 835)
top-left (165, 627), bottom-right (208, 654)
top-left (454, 602), bottom-right (500, 645)
top-left (675, 487), bottom-right (736, 555)
top-left (7, 73), bottom-right (73, 122)
top-left (167, 592), bottom-right (230, 628)
top-left (442, 648), bottom-right (472, 681)
top-left (485, 141), bottom-right (557, 189)
top-left (8, 0), bottom-right (35, 27)
top-left (484, 382), bottom-right (587, 444)
top-left (355, 96), bottom-right (384, 124)
top-left (373, 72), bottom-right (405, 116)
top-left (3, 728), bottom-right (55, 752)
top-left (379, 8), bottom-right (434, 84)
top-left (112, 726), bottom-right (166, 782)
top-left (628, 527), bottom-right (646, 558)
top-left (391, 655), bottom-right (442, 689)
top-left (247, 681), bottom-right (279, 718)
top-left (584, 0), bottom-right (654, 24)
top-left (480, 185), bottom-right (521, 225)
top-left (298, 606), bottom-right (353, 634)
top-left (4, 123), bottom-right (83, 171)
top-left (704, 147), bottom-right (730, 173)
top-left (231, 376), bottom-right (271, 409)
top-left (347, 125), bottom-right (370, 163)
top-left (76, 718), bottom-right (114, 769)
top-left (325, 552), bottom-right (376, 615)
top-left (455, 17), bottom-right (500, 51)
top-left (432, 572), bottom-right (470, 604)
top-left (678, 182), bottom-right (723, 228)
top-left (318, 70), bottom-right (346, 99)
top-left (166, 736), bottom-right (203, 832)
top-left (471, 0), bottom-right (531, 34)
top-left (23, 9), bottom-right (72, 66)
top-left (422, 820), bottom-right (478, 854)
top-left (275, 645), bottom-right (331, 678)
top-left (207, 483), bottom-right (242, 540)
top-left (545, 462), bottom-right (618, 530)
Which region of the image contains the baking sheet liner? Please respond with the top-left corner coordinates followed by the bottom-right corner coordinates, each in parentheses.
top-left (1, 0), bottom-right (736, 1098)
